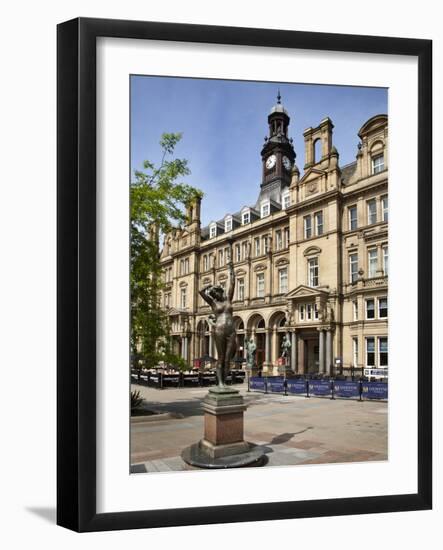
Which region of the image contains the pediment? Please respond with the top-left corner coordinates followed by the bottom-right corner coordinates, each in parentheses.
top-left (275, 257), bottom-right (289, 266)
top-left (286, 284), bottom-right (329, 299)
top-left (299, 167), bottom-right (325, 184)
top-left (168, 307), bottom-right (189, 316)
top-left (303, 246), bottom-right (322, 256)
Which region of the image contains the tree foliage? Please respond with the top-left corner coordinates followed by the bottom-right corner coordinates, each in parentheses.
top-left (130, 133), bottom-right (202, 369)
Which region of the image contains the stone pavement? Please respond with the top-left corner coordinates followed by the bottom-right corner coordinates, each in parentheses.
top-left (130, 383), bottom-right (387, 473)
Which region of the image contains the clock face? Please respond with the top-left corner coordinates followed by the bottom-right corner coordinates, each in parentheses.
top-left (266, 155), bottom-right (276, 169)
top-left (282, 156), bottom-right (292, 171)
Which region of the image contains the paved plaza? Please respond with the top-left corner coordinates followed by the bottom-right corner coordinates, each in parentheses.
top-left (130, 383), bottom-right (388, 473)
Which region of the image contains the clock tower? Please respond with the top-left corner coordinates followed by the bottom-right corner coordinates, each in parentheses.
top-left (261, 91), bottom-right (296, 189)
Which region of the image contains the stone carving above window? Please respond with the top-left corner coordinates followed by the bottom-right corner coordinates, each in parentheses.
top-left (304, 246), bottom-right (322, 257)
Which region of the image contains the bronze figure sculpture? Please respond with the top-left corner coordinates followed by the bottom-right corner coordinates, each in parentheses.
top-left (199, 254), bottom-right (236, 391)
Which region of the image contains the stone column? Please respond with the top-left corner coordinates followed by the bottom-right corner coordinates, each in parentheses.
top-left (272, 329), bottom-right (278, 365)
top-left (326, 330), bottom-right (332, 376)
top-left (265, 330), bottom-right (271, 364)
top-left (291, 331), bottom-right (298, 373)
top-left (209, 332), bottom-right (214, 358)
top-left (181, 336), bottom-right (187, 362)
top-left (319, 329), bottom-right (325, 374)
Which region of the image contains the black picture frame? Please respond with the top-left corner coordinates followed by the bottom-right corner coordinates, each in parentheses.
top-left (57, 17), bottom-right (432, 532)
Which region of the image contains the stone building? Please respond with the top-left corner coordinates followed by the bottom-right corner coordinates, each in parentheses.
top-left (159, 94), bottom-right (388, 376)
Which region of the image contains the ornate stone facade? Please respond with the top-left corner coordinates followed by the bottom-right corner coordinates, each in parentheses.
top-left (160, 97), bottom-right (388, 376)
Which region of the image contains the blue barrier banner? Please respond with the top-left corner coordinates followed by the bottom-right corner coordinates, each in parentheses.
top-left (286, 380), bottom-right (307, 395)
top-left (361, 382), bottom-right (388, 400)
top-left (309, 380), bottom-right (332, 396)
top-left (250, 377), bottom-right (266, 392)
top-left (267, 378), bottom-right (285, 393)
top-left (334, 381), bottom-right (360, 398)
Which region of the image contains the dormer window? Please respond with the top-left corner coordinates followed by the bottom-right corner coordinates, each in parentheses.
top-left (261, 200), bottom-right (270, 218)
top-left (225, 216), bottom-right (232, 232)
top-left (282, 190), bottom-right (290, 210)
top-left (209, 223), bottom-right (217, 238)
top-left (372, 153), bottom-right (384, 174)
top-left (242, 210), bottom-right (250, 225)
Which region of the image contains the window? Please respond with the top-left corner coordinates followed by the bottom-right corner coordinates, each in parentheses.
top-left (368, 248), bottom-right (378, 278)
top-left (306, 303), bottom-right (313, 320)
top-left (282, 191), bottom-right (290, 210)
top-left (164, 293), bottom-right (170, 308)
top-left (180, 258), bottom-right (189, 275)
top-left (308, 257), bottom-right (319, 287)
top-left (235, 244), bottom-right (241, 262)
top-left (378, 297), bottom-right (388, 318)
top-left (299, 304), bottom-right (305, 321)
top-left (263, 235), bottom-right (270, 254)
top-left (225, 216), bottom-right (232, 232)
top-left (314, 138), bottom-right (322, 163)
top-left (353, 338), bottom-right (359, 367)
top-left (366, 298), bottom-right (375, 319)
top-left (284, 227), bottom-right (290, 248)
top-left (353, 300), bottom-right (358, 321)
top-left (256, 273), bottom-right (265, 297)
top-left (314, 303), bottom-right (319, 320)
top-left (383, 245), bottom-right (388, 276)
top-left (237, 278), bottom-right (245, 301)
top-left (304, 215), bottom-right (312, 238)
top-left (254, 237), bottom-right (261, 257)
top-left (366, 337), bottom-right (375, 367)
top-left (242, 211), bottom-right (250, 225)
top-left (314, 211), bottom-right (324, 235)
top-left (278, 268), bottom-right (288, 294)
top-left (349, 252), bottom-right (359, 283)
top-left (372, 153), bottom-right (384, 174)
top-left (203, 255), bottom-right (209, 271)
top-left (379, 337), bottom-right (388, 367)
top-left (209, 224), bottom-right (217, 238)
top-left (218, 249), bottom-right (224, 267)
top-left (180, 288), bottom-right (187, 309)
top-left (367, 199), bottom-right (377, 225)
top-left (275, 230), bottom-right (283, 250)
top-left (242, 241), bottom-right (248, 259)
top-left (348, 205), bottom-right (358, 231)
top-left (261, 201), bottom-right (270, 218)
top-left (382, 195), bottom-right (388, 222)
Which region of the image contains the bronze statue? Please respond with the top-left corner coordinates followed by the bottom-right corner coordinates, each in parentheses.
top-left (281, 334), bottom-right (291, 360)
top-left (199, 255), bottom-right (236, 390)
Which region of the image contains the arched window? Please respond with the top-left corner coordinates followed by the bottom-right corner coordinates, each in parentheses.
top-left (314, 138), bottom-right (322, 163)
top-left (257, 318), bottom-right (265, 330)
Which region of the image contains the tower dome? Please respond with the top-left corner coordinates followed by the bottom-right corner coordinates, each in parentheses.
top-left (270, 90), bottom-right (288, 115)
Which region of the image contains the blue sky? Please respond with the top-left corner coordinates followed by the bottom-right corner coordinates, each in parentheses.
top-left (131, 76), bottom-right (387, 227)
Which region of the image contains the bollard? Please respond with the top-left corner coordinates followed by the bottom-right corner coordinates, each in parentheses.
top-left (159, 371), bottom-right (163, 390)
top-left (306, 379), bottom-right (310, 398)
top-left (264, 377), bottom-right (268, 394)
top-left (331, 380), bottom-right (335, 400)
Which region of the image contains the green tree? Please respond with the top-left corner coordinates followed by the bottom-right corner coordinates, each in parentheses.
top-left (131, 133), bottom-right (202, 370)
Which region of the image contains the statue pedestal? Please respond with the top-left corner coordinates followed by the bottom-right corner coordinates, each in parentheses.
top-left (181, 387), bottom-right (265, 468)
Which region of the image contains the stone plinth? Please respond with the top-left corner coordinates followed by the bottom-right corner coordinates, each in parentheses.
top-left (181, 386), bottom-right (265, 468)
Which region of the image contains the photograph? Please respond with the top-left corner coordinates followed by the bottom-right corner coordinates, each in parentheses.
top-left (129, 76), bottom-right (389, 472)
